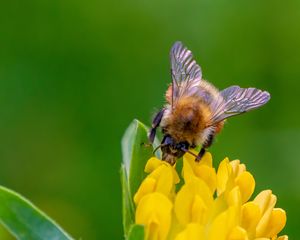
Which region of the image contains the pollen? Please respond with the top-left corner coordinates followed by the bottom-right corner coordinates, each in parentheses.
top-left (133, 152), bottom-right (288, 240)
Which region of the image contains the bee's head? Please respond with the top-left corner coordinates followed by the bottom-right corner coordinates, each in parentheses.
top-left (160, 135), bottom-right (190, 165)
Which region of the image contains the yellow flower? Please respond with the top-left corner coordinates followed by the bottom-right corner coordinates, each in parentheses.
top-left (134, 157), bottom-right (180, 205)
top-left (134, 152), bottom-right (287, 240)
top-left (182, 151), bottom-right (217, 193)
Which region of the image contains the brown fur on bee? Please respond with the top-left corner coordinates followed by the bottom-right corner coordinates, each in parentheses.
top-left (165, 84), bottom-right (172, 103)
top-left (162, 96), bottom-right (212, 145)
top-left (214, 120), bottom-right (224, 134)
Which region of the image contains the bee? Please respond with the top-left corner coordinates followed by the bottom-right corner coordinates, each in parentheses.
top-left (149, 41), bottom-right (270, 165)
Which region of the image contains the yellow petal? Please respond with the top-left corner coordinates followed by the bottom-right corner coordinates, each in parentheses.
top-left (147, 216), bottom-right (160, 240)
top-left (254, 190), bottom-right (277, 214)
top-left (136, 192), bottom-right (173, 240)
top-left (194, 165), bottom-right (217, 194)
top-left (229, 160), bottom-right (246, 178)
top-left (175, 223), bottom-right (204, 240)
top-left (227, 186), bottom-right (242, 207)
top-left (241, 201), bottom-right (261, 237)
top-left (199, 151), bottom-right (213, 167)
top-left (208, 210), bottom-right (228, 240)
top-left (148, 164), bottom-right (179, 196)
top-left (208, 206), bottom-right (238, 240)
top-left (255, 190), bottom-right (277, 237)
top-left (145, 157), bottom-right (179, 184)
top-left (235, 171), bottom-right (255, 203)
top-left (183, 154), bottom-right (217, 193)
top-left (277, 235), bottom-right (288, 240)
top-left (182, 156), bottom-right (197, 183)
top-left (174, 178), bottom-right (213, 225)
top-left (217, 158), bottom-right (231, 195)
top-left (134, 162), bottom-right (179, 205)
top-left (134, 177), bottom-right (156, 204)
top-left (183, 150), bottom-right (197, 163)
top-left (183, 151), bottom-right (213, 168)
top-left (171, 167), bottom-right (180, 184)
top-left (145, 157), bottom-right (163, 173)
top-left (230, 160), bottom-right (241, 177)
top-left (237, 163), bottom-right (246, 175)
top-left (261, 208), bottom-right (287, 238)
top-left (204, 193), bottom-right (227, 226)
top-left (152, 165), bottom-right (174, 195)
top-left (228, 226), bottom-right (248, 240)
top-left (191, 195), bottom-right (207, 223)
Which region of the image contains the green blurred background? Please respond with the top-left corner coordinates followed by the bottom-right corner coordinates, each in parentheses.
top-left (0, 0), bottom-right (299, 239)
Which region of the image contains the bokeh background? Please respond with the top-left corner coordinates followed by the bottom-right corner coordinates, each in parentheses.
top-left (0, 0), bottom-right (299, 239)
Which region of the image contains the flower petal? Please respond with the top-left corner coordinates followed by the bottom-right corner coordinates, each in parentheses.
top-left (277, 235), bottom-right (288, 240)
top-left (134, 177), bottom-right (156, 204)
top-left (254, 190), bottom-right (277, 237)
top-left (230, 160), bottom-right (241, 177)
top-left (191, 195), bottom-right (207, 223)
top-left (182, 156), bottom-right (197, 183)
top-left (217, 158), bottom-right (231, 195)
top-left (184, 151), bottom-right (213, 168)
top-left (136, 192), bottom-right (173, 240)
top-left (254, 190), bottom-right (277, 215)
top-left (208, 206), bottom-right (239, 240)
top-left (235, 171), bottom-right (255, 203)
top-left (227, 186), bottom-right (242, 207)
top-left (228, 226), bottom-right (248, 240)
top-left (182, 152), bottom-right (216, 193)
top-left (175, 223), bottom-right (204, 240)
top-left (241, 201), bottom-right (261, 237)
top-left (261, 208), bottom-right (287, 238)
top-left (175, 178), bottom-right (213, 225)
top-left (145, 157), bottom-right (163, 173)
top-left (194, 165), bottom-right (217, 194)
top-left (152, 165), bottom-right (175, 195)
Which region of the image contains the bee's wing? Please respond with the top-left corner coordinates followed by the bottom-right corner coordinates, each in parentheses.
top-left (209, 86), bottom-right (270, 125)
top-left (170, 41), bottom-right (202, 107)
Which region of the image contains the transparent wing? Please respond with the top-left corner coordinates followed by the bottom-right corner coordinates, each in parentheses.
top-left (209, 86), bottom-right (271, 125)
top-left (170, 41), bottom-right (202, 106)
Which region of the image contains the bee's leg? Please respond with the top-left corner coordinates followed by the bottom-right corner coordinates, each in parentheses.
top-left (149, 108), bottom-right (165, 143)
top-left (195, 133), bottom-right (215, 162)
top-left (195, 148), bottom-right (206, 162)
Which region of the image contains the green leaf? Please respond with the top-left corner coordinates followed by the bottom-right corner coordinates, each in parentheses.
top-left (127, 224), bottom-right (144, 240)
top-left (122, 120), bottom-right (153, 198)
top-left (121, 119), bottom-right (160, 238)
top-left (0, 185), bottom-right (73, 240)
top-left (120, 164), bottom-right (135, 239)
top-left (122, 119), bottom-right (160, 198)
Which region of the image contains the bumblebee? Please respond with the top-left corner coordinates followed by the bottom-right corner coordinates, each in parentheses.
top-left (149, 41), bottom-right (270, 165)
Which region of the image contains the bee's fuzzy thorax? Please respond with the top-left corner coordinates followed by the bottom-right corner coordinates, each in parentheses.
top-left (161, 96), bottom-right (211, 145)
